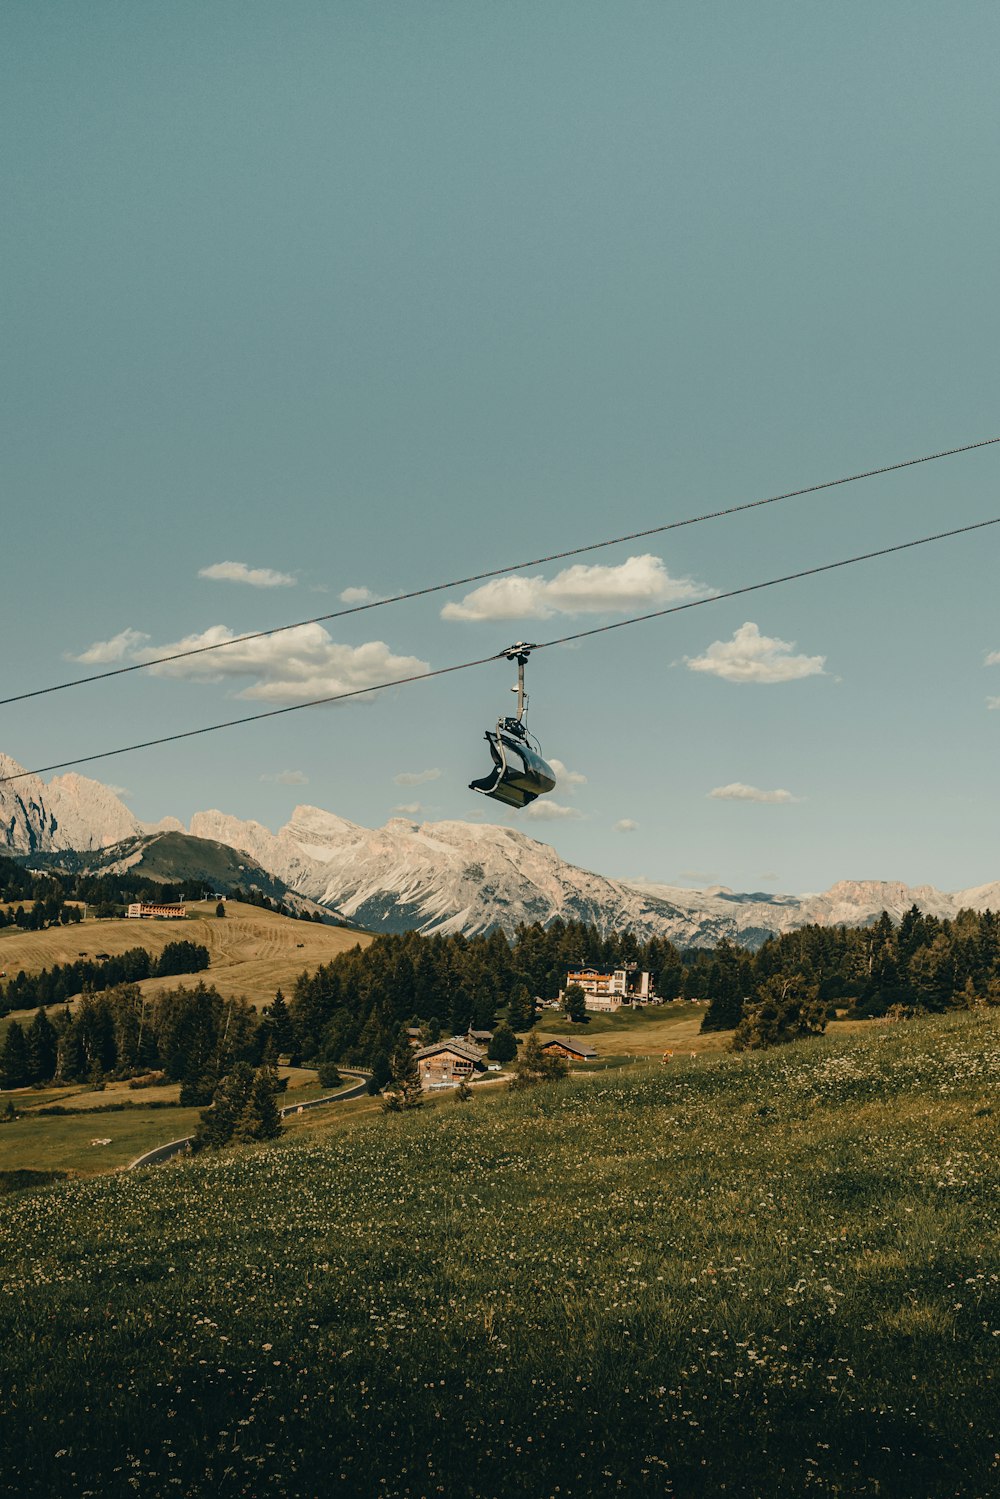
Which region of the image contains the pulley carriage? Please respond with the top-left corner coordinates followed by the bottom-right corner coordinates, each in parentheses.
top-left (469, 643), bottom-right (557, 809)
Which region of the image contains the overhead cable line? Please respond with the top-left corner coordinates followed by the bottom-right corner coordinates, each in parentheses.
top-left (1, 434), bottom-right (997, 711)
top-left (2, 514), bottom-right (996, 786)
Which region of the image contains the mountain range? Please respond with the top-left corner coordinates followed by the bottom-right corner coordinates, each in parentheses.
top-left (3, 750), bottom-right (999, 948)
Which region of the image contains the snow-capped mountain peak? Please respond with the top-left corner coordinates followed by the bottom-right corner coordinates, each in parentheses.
top-left (3, 749), bottom-right (999, 946)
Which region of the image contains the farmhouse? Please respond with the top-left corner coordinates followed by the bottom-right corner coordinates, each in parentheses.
top-left (126, 902), bottom-right (187, 920)
top-left (414, 1038), bottom-right (487, 1088)
top-left (561, 964), bottom-right (654, 1011)
top-left (540, 1036), bottom-right (598, 1061)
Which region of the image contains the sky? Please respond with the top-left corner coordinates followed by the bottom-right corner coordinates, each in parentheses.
top-left (3, 1), bottom-right (1000, 896)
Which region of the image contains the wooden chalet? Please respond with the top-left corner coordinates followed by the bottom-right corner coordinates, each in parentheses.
top-left (414, 1038), bottom-right (487, 1088)
top-left (539, 1036), bottom-right (598, 1062)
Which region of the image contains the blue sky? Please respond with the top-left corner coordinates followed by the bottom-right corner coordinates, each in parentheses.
top-left (3, 1), bottom-right (1000, 894)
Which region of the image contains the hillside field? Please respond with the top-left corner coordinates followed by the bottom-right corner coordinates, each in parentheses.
top-left (0, 1067), bottom-right (351, 1179)
top-left (0, 899), bottom-right (372, 1009)
top-left (1, 1010), bottom-right (998, 1498)
top-left (535, 1001), bottom-right (735, 1057)
top-left (0, 1007), bottom-right (720, 1178)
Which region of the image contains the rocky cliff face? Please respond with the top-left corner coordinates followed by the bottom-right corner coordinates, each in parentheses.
top-left (3, 750), bottom-right (998, 945)
top-left (0, 754), bottom-right (56, 854)
top-left (0, 754), bottom-right (142, 853)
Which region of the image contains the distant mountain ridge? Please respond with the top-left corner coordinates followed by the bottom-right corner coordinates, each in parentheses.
top-left (3, 750), bottom-right (999, 947)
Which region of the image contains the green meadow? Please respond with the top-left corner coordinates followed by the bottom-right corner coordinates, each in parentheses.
top-left (1, 1011), bottom-right (998, 1498)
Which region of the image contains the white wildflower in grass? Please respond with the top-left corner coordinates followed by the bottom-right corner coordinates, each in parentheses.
top-left (0, 1011), bottom-right (998, 1495)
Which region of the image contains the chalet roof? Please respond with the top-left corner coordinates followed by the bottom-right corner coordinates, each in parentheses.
top-left (467, 1029), bottom-right (493, 1042)
top-left (414, 1039), bottom-right (485, 1063)
top-left (540, 1035), bottom-right (598, 1059)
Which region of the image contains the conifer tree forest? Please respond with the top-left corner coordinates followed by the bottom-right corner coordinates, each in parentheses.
top-left (3, 899), bottom-right (1000, 1091)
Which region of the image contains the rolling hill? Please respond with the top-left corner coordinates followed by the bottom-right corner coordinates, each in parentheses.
top-left (0, 899), bottom-right (372, 1008)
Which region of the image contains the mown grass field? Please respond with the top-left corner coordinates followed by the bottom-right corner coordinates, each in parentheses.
top-left (0, 899), bottom-right (372, 1011)
top-left (1, 1011), bottom-right (998, 1498)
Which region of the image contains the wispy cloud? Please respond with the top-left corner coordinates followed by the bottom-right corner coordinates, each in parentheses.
top-left (392, 802), bottom-right (425, 816)
top-left (521, 800), bottom-right (585, 821)
top-left (71, 627), bottom-right (151, 665)
top-left (613, 818), bottom-right (639, 832)
top-left (105, 784), bottom-right (132, 799)
top-left (393, 768), bottom-right (441, 787)
top-left (259, 769), bottom-right (309, 785)
top-left (985, 650), bottom-right (1000, 709)
top-left (549, 758), bottom-right (587, 791)
top-left (199, 561), bottom-right (296, 588)
top-left (442, 555), bottom-right (710, 622)
top-left (709, 782), bottom-right (802, 804)
top-left (687, 622), bottom-right (825, 684)
top-left (340, 585), bottom-right (376, 605)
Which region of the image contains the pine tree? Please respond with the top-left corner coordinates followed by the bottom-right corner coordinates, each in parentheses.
top-left (264, 989), bottom-right (296, 1057)
top-left (562, 984), bottom-right (587, 1024)
top-left (233, 1065), bottom-right (283, 1143)
top-left (732, 974), bottom-right (827, 1051)
top-left (701, 941), bottom-right (745, 1033)
top-left (449, 987), bottom-right (473, 1037)
top-left (1, 1023), bottom-right (29, 1089)
top-left (25, 1008), bottom-right (58, 1084)
top-left (507, 984), bottom-right (535, 1032)
top-left (194, 1062), bottom-right (256, 1150)
top-left (386, 1033), bottom-right (424, 1109)
top-left (510, 1032), bottom-right (567, 1089)
top-left (487, 1021), bottom-right (518, 1063)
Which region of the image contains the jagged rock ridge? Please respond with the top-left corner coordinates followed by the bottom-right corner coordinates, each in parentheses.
top-left (3, 751), bottom-right (999, 946)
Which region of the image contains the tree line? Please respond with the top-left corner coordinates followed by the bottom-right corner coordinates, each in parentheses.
top-left (5, 904), bottom-right (998, 1098)
top-left (698, 905), bottom-right (1000, 1033)
top-left (0, 852), bottom-right (324, 927)
top-left (0, 940), bottom-right (210, 1016)
top-left (0, 979), bottom-right (282, 1095)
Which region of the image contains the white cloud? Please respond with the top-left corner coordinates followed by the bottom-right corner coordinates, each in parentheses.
top-left (613, 818), bottom-right (639, 833)
top-left (199, 561), bottom-right (296, 588)
top-left (548, 758), bottom-right (587, 791)
top-left (113, 622), bottom-right (430, 704)
top-left (105, 784), bottom-right (132, 799)
top-left (709, 782), bottom-right (802, 804)
top-left (260, 769), bottom-right (309, 785)
top-left (441, 554), bottom-right (709, 622)
top-left (340, 585), bottom-right (376, 605)
top-left (521, 800), bottom-right (585, 821)
top-left (393, 768), bottom-right (441, 787)
top-left (985, 650), bottom-right (1000, 667)
top-left (987, 697), bottom-right (1000, 710)
top-left (72, 627), bottom-right (151, 665)
top-left (686, 621), bottom-right (825, 684)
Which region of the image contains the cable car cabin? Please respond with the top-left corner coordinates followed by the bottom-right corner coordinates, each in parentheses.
top-left (469, 718), bottom-right (557, 809)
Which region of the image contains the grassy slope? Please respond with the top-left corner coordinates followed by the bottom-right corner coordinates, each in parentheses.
top-left (1, 1011), bottom-right (998, 1498)
top-left (0, 899), bottom-right (372, 1010)
top-left (535, 1000), bottom-right (733, 1056)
